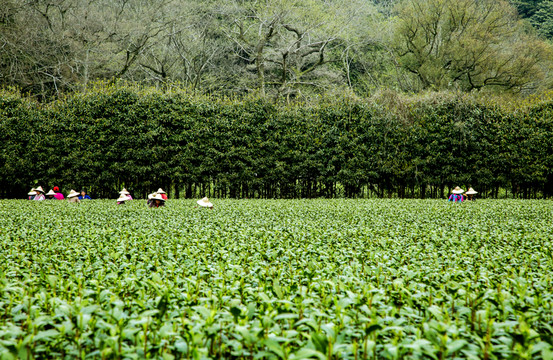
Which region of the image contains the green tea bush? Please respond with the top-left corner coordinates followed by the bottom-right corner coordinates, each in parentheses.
top-left (0, 199), bottom-right (552, 359)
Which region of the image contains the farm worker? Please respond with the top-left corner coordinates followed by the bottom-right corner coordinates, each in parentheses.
top-left (28, 189), bottom-right (36, 200)
top-left (465, 187), bottom-right (478, 201)
top-left (32, 186), bottom-right (46, 201)
top-left (45, 189), bottom-right (56, 199)
top-left (79, 189), bottom-right (91, 200)
top-left (157, 188), bottom-right (168, 200)
top-left (448, 187), bottom-right (464, 202)
top-left (148, 193), bottom-right (166, 208)
top-left (196, 197), bottom-right (213, 210)
top-left (67, 189), bottom-right (81, 203)
top-left (119, 188), bottom-right (133, 200)
top-left (117, 194), bottom-right (131, 204)
top-left (146, 193), bottom-right (161, 207)
top-left (52, 186), bottom-right (64, 200)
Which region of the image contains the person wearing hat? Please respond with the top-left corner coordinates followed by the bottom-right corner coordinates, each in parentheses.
top-left (32, 186), bottom-right (46, 201)
top-left (67, 189), bottom-right (81, 203)
top-left (28, 189), bottom-right (36, 200)
top-left (196, 197), bottom-right (213, 210)
top-left (117, 194), bottom-right (131, 204)
top-left (52, 186), bottom-right (65, 200)
top-left (148, 193), bottom-right (166, 208)
top-left (448, 187), bottom-right (464, 202)
top-left (465, 187), bottom-right (478, 201)
top-left (45, 189), bottom-right (56, 200)
top-left (79, 189), bottom-right (91, 200)
top-left (157, 188), bottom-right (168, 200)
top-left (119, 188), bottom-right (133, 200)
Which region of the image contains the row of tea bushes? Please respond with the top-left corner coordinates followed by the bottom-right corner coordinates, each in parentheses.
top-left (0, 199), bottom-right (552, 358)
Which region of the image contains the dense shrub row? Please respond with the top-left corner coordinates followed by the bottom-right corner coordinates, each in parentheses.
top-left (2, 85), bottom-right (553, 199)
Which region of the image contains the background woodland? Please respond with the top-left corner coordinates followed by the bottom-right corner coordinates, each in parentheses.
top-left (1, 0), bottom-right (553, 101)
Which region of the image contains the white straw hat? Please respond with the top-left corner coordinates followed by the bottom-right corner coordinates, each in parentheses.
top-left (197, 197), bottom-right (213, 207)
top-left (28, 190), bottom-right (37, 196)
top-left (156, 188), bottom-right (166, 194)
top-left (67, 189), bottom-right (80, 198)
top-left (465, 187), bottom-right (478, 195)
top-left (119, 188), bottom-right (130, 195)
top-left (34, 186), bottom-right (45, 193)
top-left (149, 192), bottom-right (165, 201)
top-left (46, 189), bottom-right (56, 196)
top-left (117, 194), bottom-right (130, 202)
top-left (451, 186), bottom-right (464, 194)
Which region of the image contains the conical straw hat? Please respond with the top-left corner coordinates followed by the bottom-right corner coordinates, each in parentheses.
top-left (117, 194), bottom-right (130, 202)
top-left (197, 197), bottom-right (213, 207)
top-left (150, 192), bottom-right (165, 201)
top-left (451, 186), bottom-right (464, 194)
top-left (46, 189), bottom-right (56, 196)
top-left (465, 187), bottom-right (478, 195)
top-left (67, 189), bottom-right (80, 198)
top-left (119, 188), bottom-right (130, 195)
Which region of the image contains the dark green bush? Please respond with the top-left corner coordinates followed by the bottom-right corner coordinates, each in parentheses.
top-left (2, 85), bottom-right (553, 198)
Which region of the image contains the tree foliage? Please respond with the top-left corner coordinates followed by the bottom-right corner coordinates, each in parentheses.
top-left (221, 0), bottom-right (381, 99)
top-left (511, 0), bottom-right (553, 39)
top-left (2, 84), bottom-right (553, 199)
top-left (394, 0), bottom-right (552, 92)
top-left (1, 0), bottom-right (551, 99)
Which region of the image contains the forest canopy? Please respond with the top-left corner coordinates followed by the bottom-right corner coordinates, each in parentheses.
top-left (1, 0), bottom-right (552, 101)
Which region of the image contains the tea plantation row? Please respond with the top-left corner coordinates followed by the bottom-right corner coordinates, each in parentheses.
top-left (0, 199), bottom-right (552, 359)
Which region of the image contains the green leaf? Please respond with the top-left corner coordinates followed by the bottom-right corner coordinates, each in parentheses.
top-left (33, 329), bottom-right (60, 341)
top-left (265, 338), bottom-right (285, 359)
top-left (447, 339), bottom-right (467, 354)
top-left (365, 324), bottom-right (382, 335)
top-left (290, 347), bottom-right (326, 360)
top-left (311, 333), bottom-right (328, 355)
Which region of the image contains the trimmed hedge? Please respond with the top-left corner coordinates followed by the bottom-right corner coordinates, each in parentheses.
top-left (2, 85), bottom-right (553, 199)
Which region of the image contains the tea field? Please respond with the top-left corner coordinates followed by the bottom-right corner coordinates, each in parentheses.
top-left (1, 199), bottom-right (553, 359)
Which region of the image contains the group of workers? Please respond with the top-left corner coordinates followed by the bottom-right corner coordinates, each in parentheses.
top-left (28, 186), bottom-right (90, 203)
top-left (448, 186), bottom-right (477, 202)
top-left (116, 188), bottom-right (213, 209)
top-left (28, 185), bottom-right (214, 209)
top-left (116, 188), bottom-right (170, 208)
top-left (29, 185), bottom-right (476, 204)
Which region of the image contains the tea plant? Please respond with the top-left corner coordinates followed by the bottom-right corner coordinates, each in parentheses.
top-left (0, 199), bottom-right (552, 359)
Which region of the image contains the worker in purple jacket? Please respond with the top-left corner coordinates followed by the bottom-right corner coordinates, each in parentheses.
top-left (448, 186), bottom-right (464, 202)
